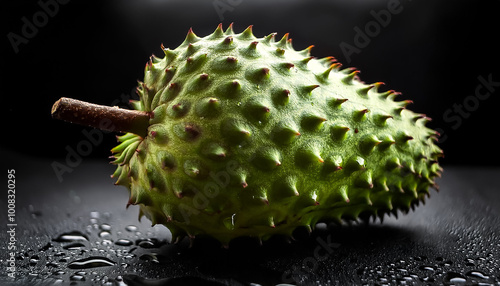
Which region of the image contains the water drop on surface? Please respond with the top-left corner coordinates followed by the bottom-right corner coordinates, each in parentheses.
top-left (53, 231), bottom-right (89, 242)
top-left (99, 231), bottom-right (111, 238)
top-left (102, 239), bottom-right (113, 246)
top-left (422, 276), bottom-right (435, 282)
top-left (136, 238), bottom-right (163, 249)
top-left (68, 256), bottom-right (116, 269)
top-left (419, 265), bottom-right (435, 271)
top-left (466, 270), bottom-right (489, 279)
top-left (100, 223), bottom-right (112, 231)
top-left (465, 258), bottom-right (475, 266)
top-left (46, 261), bottom-right (59, 268)
top-left (115, 239), bottom-right (133, 246)
top-left (139, 253), bottom-right (159, 264)
top-left (62, 242), bottom-right (86, 250)
top-left (120, 263), bottom-right (129, 269)
top-left (444, 272), bottom-right (467, 284)
top-left (125, 225), bottom-right (137, 232)
top-left (70, 274), bottom-right (86, 281)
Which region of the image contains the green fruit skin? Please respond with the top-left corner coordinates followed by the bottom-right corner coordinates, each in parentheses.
top-left (111, 24), bottom-right (443, 245)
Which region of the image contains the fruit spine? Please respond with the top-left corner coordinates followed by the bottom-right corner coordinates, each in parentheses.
top-left (54, 24), bottom-right (443, 246)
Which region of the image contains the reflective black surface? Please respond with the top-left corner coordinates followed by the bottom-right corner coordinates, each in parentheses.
top-left (1, 151), bottom-right (499, 285)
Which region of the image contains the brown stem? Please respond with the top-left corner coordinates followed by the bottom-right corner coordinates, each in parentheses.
top-left (51, 97), bottom-right (150, 137)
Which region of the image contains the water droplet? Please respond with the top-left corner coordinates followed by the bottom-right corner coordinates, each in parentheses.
top-left (62, 242), bottom-right (86, 250)
top-left (139, 253), bottom-right (166, 263)
top-left (99, 231), bottom-right (111, 238)
top-left (139, 253), bottom-right (159, 263)
top-left (115, 239), bottom-right (133, 246)
top-left (90, 211), bottom-right (100, 219)
top-left (125, 225), bottom-right (137, 232)
top-left (444, 272), bottom-right (467, 284)
top-left (70, 274), bottom-right (86, 281)
top-left (422, 276), bottom-right (435, 282)
top-left (377, 277), bottom-right (388, 283)
top-left (419, 265), bottom-right (435, 271)
top-left (100, 223), bottom-right (111, 231)
top-left (465, 258), bottom-right (475, 266)
top-left (123, 254), bottom-right (136, 260)
top-left (53, 231), bottom-right (89, 242)
top-left (443, 260), bottom-right (453, 266)
top-left (68, 256), bottom-right (116, 269)
top-left (102, 239), bottom-right (113, 246)
top-left (136, 238), bottom-right (163, 249)
top-left (46, 261), bottom-right (59, 268)
top-left (466, 270), bottom-right (489, 279)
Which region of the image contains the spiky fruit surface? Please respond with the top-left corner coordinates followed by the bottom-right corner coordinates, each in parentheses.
top-left (111, 24), bottom-right (443, 245)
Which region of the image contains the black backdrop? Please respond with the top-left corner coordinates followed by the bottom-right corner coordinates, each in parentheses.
top-left (3, 0), bottom-right (499, 166)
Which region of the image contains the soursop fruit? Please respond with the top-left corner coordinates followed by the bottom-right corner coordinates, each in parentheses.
top-left (109, 24), bottom-right (443, 245)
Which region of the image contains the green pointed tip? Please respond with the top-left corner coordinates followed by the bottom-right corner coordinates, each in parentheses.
top-left (299, 84), bottom-right (320, 96)
top-left (359, 134), bottom-right (382, 154)
top-left (316, 64), bottom-right (335, 83)
top-left (301, 113), bottom-right (327, 131)
top-left (272, 89), bottom-right (291, 106)
top-left (237, 25), bottom-right (256, 40)
top-left (224, 22), bottom-right (235, 35)
top-left (209, 23), bottom-right (225, 39)
top-left (262, 32), bottom-right (277, 45)
top-left (299, 45), bottom-right (314, 57)
top-left (195, 97), bottom-right (221, 118)
top-left (342, 69), bottom-right (360, 84)
top-left (276, 33), bottom-right (289, 49)
top-left (344, 156), bottom-right (365, 173)
top-left (330, 125), bottom-right (350, 141)
top-left (271, 124), bottom-right (300, 145)
top-left (251, 148), bottom-right (282, 171)
top-left (181, 27), bottom-right (200, 46)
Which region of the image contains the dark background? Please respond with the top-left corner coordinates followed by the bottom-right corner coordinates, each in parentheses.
top-left (2, 0), bottom-right (500, 166)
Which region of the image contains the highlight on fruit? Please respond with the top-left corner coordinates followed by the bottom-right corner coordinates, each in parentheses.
top-left (51, 24), bottom-right (443, 246)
